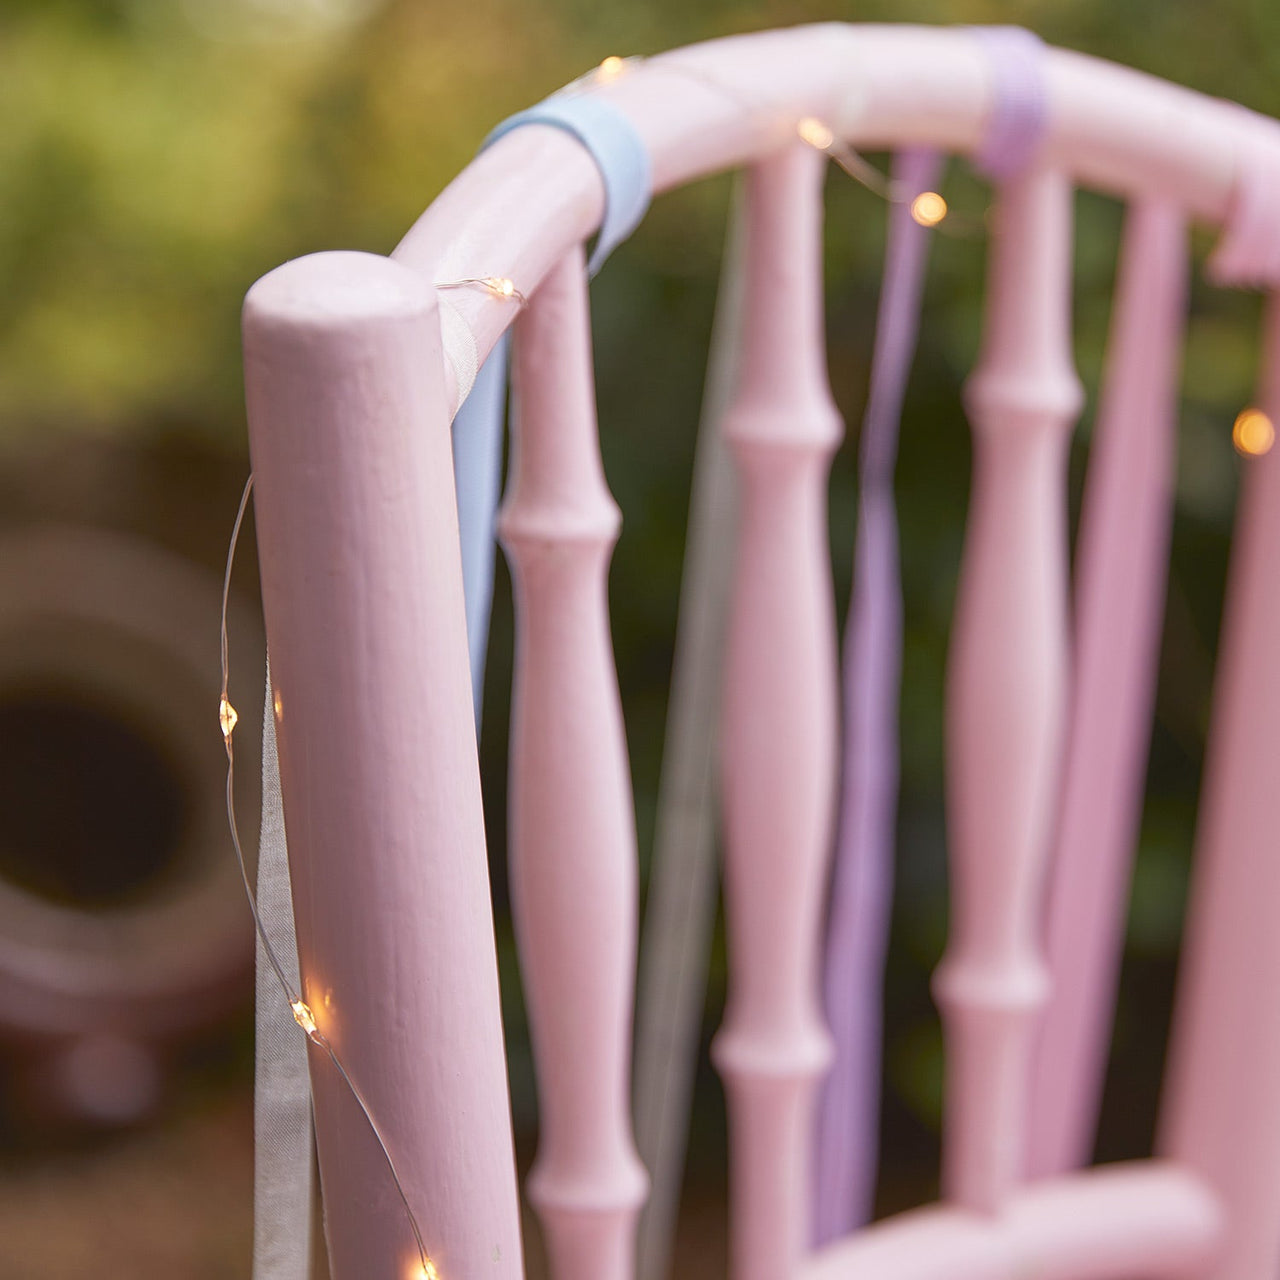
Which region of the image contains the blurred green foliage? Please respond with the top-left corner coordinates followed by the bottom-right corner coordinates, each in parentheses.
top-left (4, 0), bottom-right (1277, 1205)
top-left (4, 0), bottom-right (1278, 432)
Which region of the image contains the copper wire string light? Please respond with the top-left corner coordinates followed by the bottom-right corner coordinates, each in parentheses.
top-left (791, 109), bottom-right (1260, 446)
top-left (792, 113), bottom-right (980, 233)
top-left (795, 115), bottom-right (903, 203)
top-left (622, 49), bottom-right (960, 230)
top-left (437, 276), bottom-right (528, 306)
top-left (220, 475), bottom-right (435, 1280)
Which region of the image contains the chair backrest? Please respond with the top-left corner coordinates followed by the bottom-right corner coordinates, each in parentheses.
top-left (241, 24), bottom-right (1280, 1280)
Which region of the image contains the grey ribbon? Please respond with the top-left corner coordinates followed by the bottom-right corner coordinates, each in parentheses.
top-left (253, 662), bottom-right (315, 1280)
top-left (634, 183), bottom-right (743, 1280)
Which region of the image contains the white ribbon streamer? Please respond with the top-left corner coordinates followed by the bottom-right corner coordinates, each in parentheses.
top-left (634, 183), bottom-right (744, 1280)
top-left (253, 662), bottom-right (315, 1280)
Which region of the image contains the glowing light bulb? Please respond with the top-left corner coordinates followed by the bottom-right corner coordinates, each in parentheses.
top-left (1234, 407), bottom-right (1275, 457)
top-left (797, 117), bottom-right (834, 150)
top-left (273, 688), bottom-right (283, 720)
top-left (219, 697), bottom-right (238, 740)
top-left (291, 999), bottom-right (319, 1038)
top-left (417, 1262), bottom-right (441, 1280)
top-left (910, 191), bottom-right (948, 228)
top-left (597, 55), bottom-right (626, 82)
top-left (435, 276), bottom-right (525, 305)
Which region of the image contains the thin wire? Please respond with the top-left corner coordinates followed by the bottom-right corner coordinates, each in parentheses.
top-left (557, 53), bottom-right (644, 97)
top-left (221, 472), bottom-right (432, 1278)
top-left (828, 142), bottom-right (902, 201)
top-left (221, 476), bottom-right (296, 1001)
top-left (648, 57), bottom-right (904, 199)
top-left (435, 276), bottom-right (529, 306)
top-left (637, 55), bottom-right (987, 234)
top-left (319, 1041), bottom-right (430, 1272)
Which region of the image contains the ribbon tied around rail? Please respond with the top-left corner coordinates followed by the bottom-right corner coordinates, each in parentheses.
top-left (450, 89), bottom-right (652, 723)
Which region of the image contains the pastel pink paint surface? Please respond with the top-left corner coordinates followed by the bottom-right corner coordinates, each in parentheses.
top-left (501, 247), bottom-right (648, 1280)
top-left (712, 142), bottom-right (842, 1280)
top-left (244, 252), bottom-right (524, 1280)
top-left (935, 165), bottom-right (1081, 1212)
top-left (239, 24), bottom-right (1280, 1280)
top-left (1159, 293), bottom-right (1280, 1280)
top-left (1029, 199), bottom-right (1186, 1178)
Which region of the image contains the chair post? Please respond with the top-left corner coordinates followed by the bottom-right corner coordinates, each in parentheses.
top-left (243, 251), bottom-right (525, 1280)
top-left (713, 142), bottom-right (842, 1280)
top-left (935, 167), bottom-right (1082, 1212)
top-left (1028, 198), bottom-right (1186, 1177)
top-left (1158, 289), bottom-right (1280, 1280)
top-left (499, 247), bottom-right (649, 1280)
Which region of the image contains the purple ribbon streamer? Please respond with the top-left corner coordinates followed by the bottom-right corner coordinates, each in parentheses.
top-left (814, 27), bottom-right (1047, 1242)
top-left (813, 148), bottom-right (943, 1244)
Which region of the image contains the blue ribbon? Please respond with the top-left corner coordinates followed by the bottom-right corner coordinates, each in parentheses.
top-left (451, 91), bottom-right (652, 725)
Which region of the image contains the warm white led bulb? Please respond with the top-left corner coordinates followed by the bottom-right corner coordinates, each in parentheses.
top-left (291, 999), bottom-right (319, 1038)
top-left (797, 117), bottom-right (834, 150)
top-left (597, 55), bottom-right (626, 82)
top-left (219, 697), bottom-right (239, 740)
top-left (910, 191), bottom-right (948, 228)
top-left (1234, 407), bottom-right (1275, 457)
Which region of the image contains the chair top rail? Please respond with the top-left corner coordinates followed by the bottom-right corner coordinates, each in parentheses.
top-left (389, 22), bottom-right (1275, 414)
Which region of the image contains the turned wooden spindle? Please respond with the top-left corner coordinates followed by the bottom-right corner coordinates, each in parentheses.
top-left (244, 251), bottom-right (525, 1280)
top-left (499, 247), bottom-right (649, 1280)
top-left (712, 142), bottom-right (842, 1280)
top-left (1159, 290), bottom-right (1280, 1280)
top-left (934, 168), bottom-right (1082, 1212)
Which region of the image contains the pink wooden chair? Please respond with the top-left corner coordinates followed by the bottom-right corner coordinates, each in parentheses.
top-left (240, 23), bottom-right (1280, 1280)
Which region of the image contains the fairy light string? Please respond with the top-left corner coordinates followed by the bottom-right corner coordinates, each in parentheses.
top-left (223, 266), bottom-right (523, 993)
top-left (437, 275), bottom-right (528, 306)
top-left (631, 48), bottom-right (962, 231)
top-left (221, 474), bottom-right (434, 1280)
top-left (793, 113), bottom-right (973, 232)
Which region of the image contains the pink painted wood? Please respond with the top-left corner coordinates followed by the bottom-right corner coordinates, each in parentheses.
top-left (241, 24), bottom-right (1280, 1280)
top-left (242, 251), bottom-right (524, 1280)
top-left (1028, 198), bottom-right (1187, 1177)
top-left (934, 166), bottom-right (1082, 1211)
top-left (499, 247), bottom-right (649, 1280)
top-left (711, 142), bottom-right (841, 1280)
top-left (1158, 291), bottom-right (1280, 1280)
top-left (392, 27), bottom-right (1276, 414)
top-left (801, 1161), bottom-right (1219, 1280)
